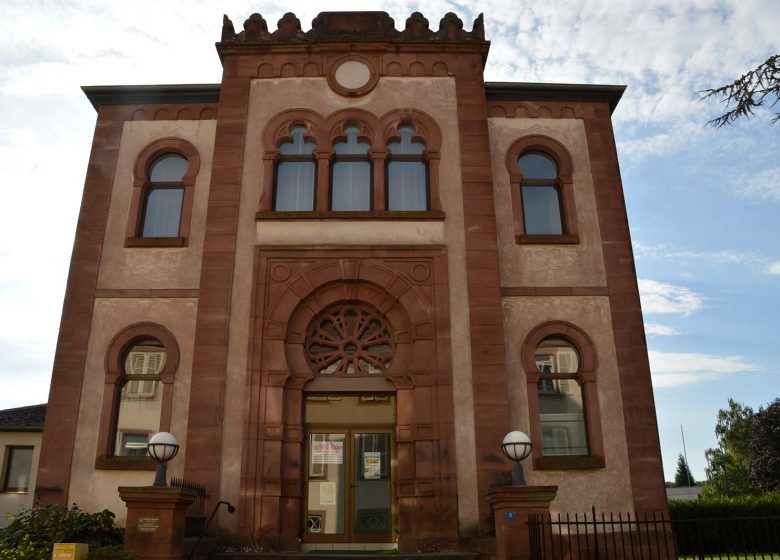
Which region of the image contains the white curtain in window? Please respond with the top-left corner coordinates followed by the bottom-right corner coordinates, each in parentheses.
top-left (388, 161), bottom-right (426, 211)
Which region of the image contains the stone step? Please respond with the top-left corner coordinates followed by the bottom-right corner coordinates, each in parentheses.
top-left (208, 553), bottom-right (481, 560)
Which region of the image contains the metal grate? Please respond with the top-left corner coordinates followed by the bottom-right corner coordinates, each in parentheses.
top-left (527, 506), bottom-right (780, 559)
top-left (170, 476), bottom-right (207, 537)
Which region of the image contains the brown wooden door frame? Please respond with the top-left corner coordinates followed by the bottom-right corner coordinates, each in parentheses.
top-left (303, 426), bottom-right (396, 543)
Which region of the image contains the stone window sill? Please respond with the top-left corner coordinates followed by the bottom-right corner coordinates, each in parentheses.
top-left (256, 210), bottom-right (445, 221)
top-left (95, 456), bottom-right (156, 471)
top-left (125, 236), bottom-right (187, 248)
top-left (516, 234), bottom-right (580, 245)
top-left (533, 455), bottom-right (605, 470)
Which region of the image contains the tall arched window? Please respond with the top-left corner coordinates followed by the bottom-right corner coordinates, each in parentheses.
top-left (387, 124), bottom-right (428, 211)
top-left (518, 151), bottom-right (563, 235)
top-left (331, 125), bottom-right (371, 211)
top-left (275, 125), bottom-right (317, 211)
top-left (141, 154), bottom-right (188, 237)
top-left (522, 322), bottom-right (604, 469)
top-left (96, 323), bottom-right (180, 469)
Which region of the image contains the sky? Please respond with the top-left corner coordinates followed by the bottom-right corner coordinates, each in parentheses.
top-left (0, 0), bottom-right (778, 484)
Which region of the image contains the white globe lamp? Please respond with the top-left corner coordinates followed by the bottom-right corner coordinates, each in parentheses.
top-left (500, 430), bottom-right (532, 486)
top-left (147, 432), bottom-right (180, 487)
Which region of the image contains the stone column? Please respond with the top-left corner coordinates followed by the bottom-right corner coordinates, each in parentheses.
top-left (119, 487), bottom-right (196, 560)
top-left (486, 485), bottom-right (558, 560)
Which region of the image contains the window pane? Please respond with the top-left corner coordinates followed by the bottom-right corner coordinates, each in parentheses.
top-left (522, 186), bottom-right (563, 234)
top-left (275, 161), bottom-right (316, 211)
top-left (388, 161), bottom-right (427, 211)
top-left (149, 154), bottom-right (188, 182)
top-left (142, 187), bottom-right (184, 237)
top-left (279, 125), bottom-right (316, 155)
top-left (115, 339), bottom-right (165, 456)
top-left (518, 152), bottom-right (557, 179)
top-left (388, 125), bottom-right (425, 155)
top-left (535, 338), bottom-right (588, 456)
top-left (334, 126), bottom-right (369, 155)
top-left (538, 381), bottom-right (588, 456)
top-left (3, 447), bottom-right (33, 491)
top-left (332, 161), bottom-right (371, 211)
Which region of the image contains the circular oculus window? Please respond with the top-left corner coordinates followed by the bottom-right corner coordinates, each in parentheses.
top-left (334, 61), bottom-right (371, 89)
top-left (327, 57), bottom-right (378, 97)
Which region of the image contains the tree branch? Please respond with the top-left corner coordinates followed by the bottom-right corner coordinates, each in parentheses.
top-left (701, 54), bottom-right (780, 127)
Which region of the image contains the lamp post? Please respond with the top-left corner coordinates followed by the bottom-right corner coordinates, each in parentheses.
top-left (500, 430), bottom-right (532, 486)
top-left (147, 432), bottom-right (180, 487)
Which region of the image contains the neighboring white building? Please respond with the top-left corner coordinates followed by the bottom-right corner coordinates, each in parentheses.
top-left (0, 404), bottom-right (45, 526)
top-left (666, 486), bottom-right (704, 501)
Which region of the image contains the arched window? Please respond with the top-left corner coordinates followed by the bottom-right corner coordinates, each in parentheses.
top-left (522, 322), bottom-right (604, 469)
top-left (331, 125), bottom-right (371, 211)
top-left (114, 338), bottom-right (165, 456)
top-left (126, 138), bottom-right (200, 247)
top-left (534, 337), bottom-right (587, 456)
top-left (141, 155), bottom-right (188, 237)
top-left (518, 152), bottom-right (563, 235)
top-left (275, 125), bottom-right (317, 211)
top-left (96, 323), bottom-right (180, 469)
top-left (387, 124), bottom-right (428, 211)
top-left (505, 136), bottom-right (579, 244)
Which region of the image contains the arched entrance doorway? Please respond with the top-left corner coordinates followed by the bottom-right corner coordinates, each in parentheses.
top-left (243, 249), bottom-right (458, 551)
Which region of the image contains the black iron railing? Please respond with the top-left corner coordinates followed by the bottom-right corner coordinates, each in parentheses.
top-left (527, 506), bottom-right (780, 559)
top-left (170, 476), bottom-right (206, 537)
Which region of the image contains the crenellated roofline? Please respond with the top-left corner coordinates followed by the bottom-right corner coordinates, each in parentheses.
top-left (219, 11), bottom-right (486, 45)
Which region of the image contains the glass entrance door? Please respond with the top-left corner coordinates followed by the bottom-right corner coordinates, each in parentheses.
top-left (305, 430), bottom-right (393, 542)
top-left (303, 393), bottom-right (396, 543)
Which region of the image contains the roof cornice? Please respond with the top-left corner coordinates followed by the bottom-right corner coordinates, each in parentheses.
top-left (81, 84), bottom-right (221, 111)
top-left (485, 82), bottom-right (626, 113)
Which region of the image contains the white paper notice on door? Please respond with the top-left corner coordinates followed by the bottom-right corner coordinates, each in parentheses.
top-left (320, 481), bottom-right (337, 505)
top-left (312, 440), bottom-right (344, 464)
top-left (363, 452), bottom-right (381, 479)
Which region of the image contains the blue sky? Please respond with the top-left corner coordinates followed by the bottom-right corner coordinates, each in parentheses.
top-left (0, 0), bottom-right (778, 484)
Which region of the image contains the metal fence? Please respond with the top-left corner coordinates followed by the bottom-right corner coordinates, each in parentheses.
top-left (527, 507), bottom-right (780, 559)
top-left (170, 476), bottom-right (207, 537)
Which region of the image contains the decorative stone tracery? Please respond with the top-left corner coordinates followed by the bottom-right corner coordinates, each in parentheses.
top-left (306, 304), bottom-right (394, 376)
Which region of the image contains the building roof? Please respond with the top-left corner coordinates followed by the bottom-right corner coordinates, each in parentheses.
top-left (0, 404), bottom-right (46, 432)
top-left (82, 82), bottom-right (625, 113)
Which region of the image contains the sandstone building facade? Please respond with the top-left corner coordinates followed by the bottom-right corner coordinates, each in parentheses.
top-left (35, 11), bottom-right (666, 550)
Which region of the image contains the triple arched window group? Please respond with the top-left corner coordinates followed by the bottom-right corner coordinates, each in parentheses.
top-left (260, 110), bottom-right (442, 216)
top-left (275, 124), bottom-right (428, 212)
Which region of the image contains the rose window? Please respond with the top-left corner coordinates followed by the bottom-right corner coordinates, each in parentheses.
top-left (306, 304), bottom-right (394, 376)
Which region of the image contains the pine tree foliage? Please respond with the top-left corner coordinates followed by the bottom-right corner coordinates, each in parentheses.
top-left (674, 453), bottom-right (695, 487)
top-left (748, 398), bottom-right (780, 493)
top-left (701, 54), bottom-right (780, 126)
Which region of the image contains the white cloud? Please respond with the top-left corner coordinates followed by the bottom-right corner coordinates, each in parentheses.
top-left (731, 168), bottom-right (780, 203)
top-left (768, 262), bottom-right (780, 275)
top-left (638, 279), bottom-right (704, 316)
top-left (649, 350), bottom-right (762, 388)
top-left (644, 324), bottom-right (681, 336)
top-left (633, 241), bottom-right (764, 266)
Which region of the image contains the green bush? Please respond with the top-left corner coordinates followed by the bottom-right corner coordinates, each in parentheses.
top-left (669, 492), bottom-right (780, 518)
top-left (669, 493), bottom-right (780, 555)
top-left (0, 505), bottom-right (132, 560)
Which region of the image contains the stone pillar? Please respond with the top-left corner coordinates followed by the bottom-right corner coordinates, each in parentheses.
top-left (119, 487), bottom-right (196, 560)
top-left (486, 485), bottom-right (558, 560)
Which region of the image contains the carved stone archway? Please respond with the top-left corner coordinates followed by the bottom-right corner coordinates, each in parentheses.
top-left (242, 247), bottom-right (456, 551)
